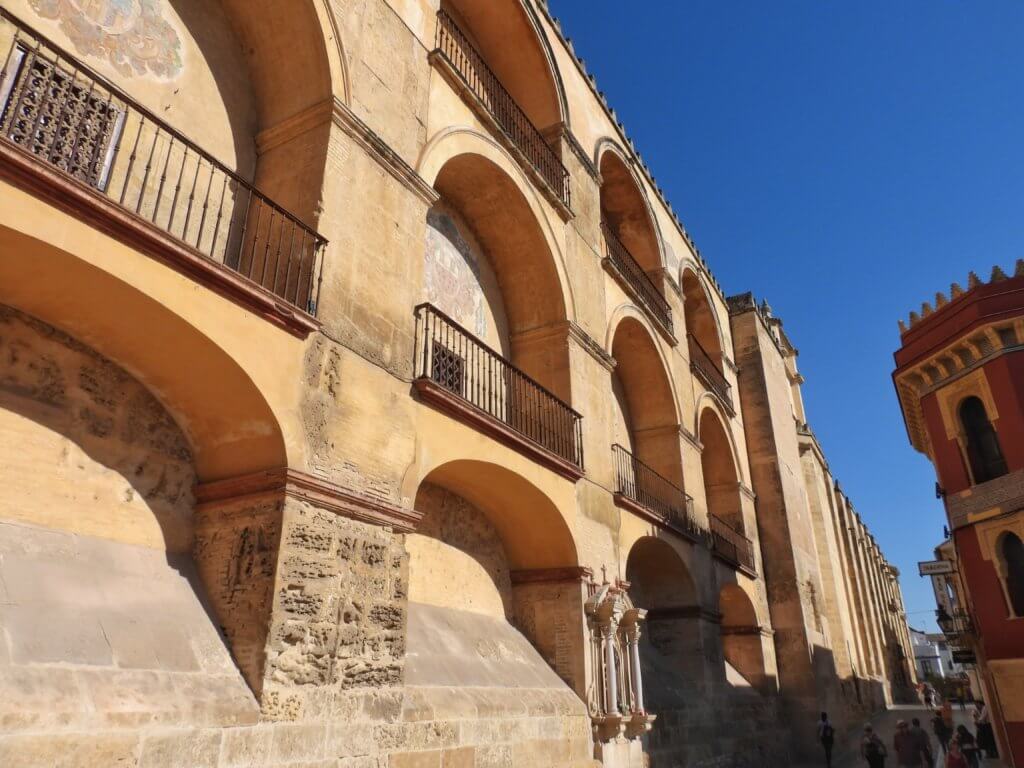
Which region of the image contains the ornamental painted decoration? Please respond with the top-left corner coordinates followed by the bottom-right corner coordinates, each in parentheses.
top-left (29, 0), bottom-right (183, 79)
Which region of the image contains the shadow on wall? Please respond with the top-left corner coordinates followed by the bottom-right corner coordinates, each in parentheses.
top-left (0, 304), bottom-right (256, 733)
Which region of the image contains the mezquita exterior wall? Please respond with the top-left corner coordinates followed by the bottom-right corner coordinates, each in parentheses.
top-left (0, 1), bottom-right (913, 765)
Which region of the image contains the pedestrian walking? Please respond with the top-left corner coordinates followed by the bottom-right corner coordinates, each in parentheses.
top-left (818, 711), bottom-right (836, 768)
top-left (932, 711), bottom-right (952, 755)
top-left (954, 726), bottom-right (979, 768)
top-left (894, 720), bottom-right (929, 767)
top-left (910, 718), bottom-right (933, 767)
top-left (862, 723), bottom-right (888, 768)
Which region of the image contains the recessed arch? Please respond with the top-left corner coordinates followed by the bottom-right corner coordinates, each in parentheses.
top-left (609, 312), bottom-right (683, 487)
top-left (596, 140), bottom-right (665, 273)
top-left (719, 583), bottom-right (766, 687)
top-left (699, 405), bottom-right (744, 535)
top-left (404, 458), bottom-right (590, 703)
top-left (419, 128), bottom-right (576, 400)
top-left (0, 226), bottom-right (288, 482)
top-left (958, 395), bottom-right (1008, 484)
top-left (998, 531), bottom-right (1024, 617)
top-left (414, 459), bottom-right (578, 571)
top-left (440, 0), bottom-right (568, 131)
top-left (626, 536), bottom-right (706, 705)
top-left (681, 265), bottom-right (726, 361)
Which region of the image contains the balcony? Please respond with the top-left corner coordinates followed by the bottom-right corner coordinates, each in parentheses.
top-left (709, 514), bottom-right (756, 576)
top-left (0, 11), bottom-right (327, 330)
top-left (688, 334), bottom-right (734, 414)
top-left (936, 609), bottom-right (974, 646)
top-left (432, 11), bottom-right (571, 214)
top-left (612, 444), bottom-right (704, 542)
top-left (602, 223), bottom-right (674, 339)
top-left (413, 303), bottom-right (584, 480)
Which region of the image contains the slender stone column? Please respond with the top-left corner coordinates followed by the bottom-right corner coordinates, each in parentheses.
top-left (603, 622), bottom-right (619, 715)
top-left (626, 624), bottom-right (645, 714)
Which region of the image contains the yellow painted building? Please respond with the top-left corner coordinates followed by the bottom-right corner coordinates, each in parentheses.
top-left (0, 1), bottom-right (913, 765)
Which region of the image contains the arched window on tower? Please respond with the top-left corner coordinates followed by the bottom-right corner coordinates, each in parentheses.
top-left (959, 396), bottom-right (1008, 484)
top-left (1000, 532), bottom-right (1024, 617)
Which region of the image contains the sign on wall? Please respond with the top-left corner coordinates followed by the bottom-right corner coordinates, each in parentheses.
top-left (951, 650), bottom-right (976, 665)
top-left (918, 560), bottom-right (955, 576)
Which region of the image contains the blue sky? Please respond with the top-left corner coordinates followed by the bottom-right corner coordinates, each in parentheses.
top-left (549, 1), bottom-right (1024, 631)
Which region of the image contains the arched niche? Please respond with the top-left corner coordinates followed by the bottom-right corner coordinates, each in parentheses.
top-left (610, 312), bottom-right (683, 487)
top-left (719, 583), bottom-right (766, 688)
top-left (625, 536), bottom-right (705, 704)
top-left (682, 267), bottom-right (725, 362)
top-left (0, 226), bottom-right (288, 482)
top-left (0, 303), bottom-right (257, 732)
top-left (699, 406), bottom-right (744, 534)
top-left (598, 144), bottom-right (663, 273)
top-left (404, 459), bottom-right (589, 703)
top-left (424, 147), bottom-right (573, 400)
top-left (440, 0), bottom-right (566, 132)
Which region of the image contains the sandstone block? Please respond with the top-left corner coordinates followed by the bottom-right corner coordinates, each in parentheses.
top-left (218, 725), bottom-right (273, 767)
top-left (138, 729), bottom-right (221, 768)
top-left (0, 731), bottom-right (138, 767)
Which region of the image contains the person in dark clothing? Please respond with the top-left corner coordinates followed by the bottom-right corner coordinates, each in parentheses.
top-left (955, 726), bottom-right (980, 768)
top-left (819, 712), bottom-right (836, 768)
top-left (894, 720), bottom-right (928, 767)
top-left (932, 711), bottom-right (952, 755)
top-left (862, 724), bottom-right (888, 768)
top-left (910, 718), bottom-right (933, 767)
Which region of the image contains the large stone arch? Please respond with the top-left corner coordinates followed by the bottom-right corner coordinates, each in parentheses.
top-left (625, 536), bottom-right (708, 707)
top-left (404, 458), bottom-right (590, 726)
top-left (418, 128), bottom-right (576, 400)
top-left (698, 404), bottom-right (745, 535)
top-left (0, 301), bottom-right (258, 733)
top-left (681, 265), bottom-right (727, 361)
top-left (0, 225), bottom-right (290, 482)
top-left (596, 139), bottom-right (665, 273)
top-left (441, 0), bottom-right (568, 131)
top-left (608, 307), bottom-right (683, 487)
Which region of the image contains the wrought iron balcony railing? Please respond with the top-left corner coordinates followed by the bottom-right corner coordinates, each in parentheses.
top-left (434, 11), bottom-right (571, 209)
top-left (709, 514), bottom-right (756, 575)
top-left (612, 444), bottom-right (703, 541)
top-left (688, 333), bottom-right (733, 413)
top-left (0, 10), bottom-right (327, 316)
top-left (413, 303), bottom-right (584, 474)
top-left (602, 223), bottom-right (674, 336)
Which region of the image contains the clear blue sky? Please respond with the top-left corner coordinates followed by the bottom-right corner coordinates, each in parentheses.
top-left (549, 1), bottom-right (1024, 632)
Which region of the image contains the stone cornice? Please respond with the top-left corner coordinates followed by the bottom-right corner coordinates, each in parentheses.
top-left (257, 98), bottom-right (439, 207)
top-left (515, 320), bottom-right (616, 372)
top-left (196, 467), bottom-right (423, 533)
top-left (510, 567), bottom-right (593, 585)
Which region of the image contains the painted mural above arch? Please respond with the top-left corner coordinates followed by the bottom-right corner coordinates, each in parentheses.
top-left (28, 0), bottom-right (183, 78)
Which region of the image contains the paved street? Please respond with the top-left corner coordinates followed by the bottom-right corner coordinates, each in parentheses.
top-left (800, 705), bottom-right (1009, 768)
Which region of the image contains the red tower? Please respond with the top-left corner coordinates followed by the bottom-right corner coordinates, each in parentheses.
top-left (894, 265), bottom-right (1024, 766)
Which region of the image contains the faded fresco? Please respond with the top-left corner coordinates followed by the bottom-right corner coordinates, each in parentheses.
top-left (29, 0), bottom-right (182, 78)
top-left (424, 207), bottom-right (490, 340)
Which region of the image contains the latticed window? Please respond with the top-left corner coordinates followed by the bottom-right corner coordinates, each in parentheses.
top-left (430, 341), bottom-right (465, 396)
top-left (0, 46), bottom-right (124, 190)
